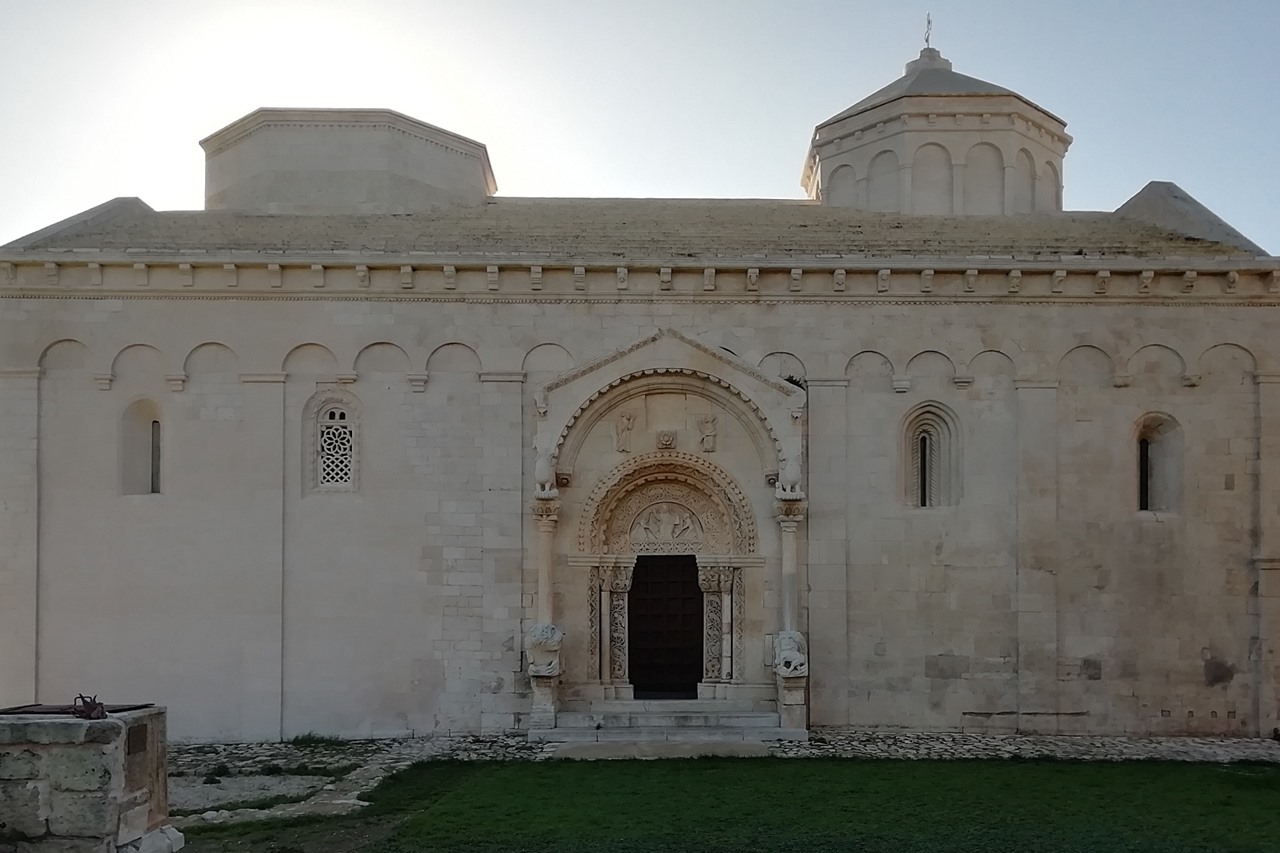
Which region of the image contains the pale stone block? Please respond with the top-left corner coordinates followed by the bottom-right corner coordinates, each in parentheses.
top-left (48, 790), bottom-right (119, 837)
top-left (0, 779), bottom-right (47, 838)
top-left (44, 746), bottom-right (114, 792)
top-left (0, 748), bottom-right (41, 780)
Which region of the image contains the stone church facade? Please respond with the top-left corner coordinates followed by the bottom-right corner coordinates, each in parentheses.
top-left (2, 49), bottom-right (1278, 742)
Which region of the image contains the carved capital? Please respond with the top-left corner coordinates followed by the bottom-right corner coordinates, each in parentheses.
top-left (531, 499), bottom-right (561, 528)
top-left (606, 565), bottom-right (634, 593)
top-left (697, 566), bottom-right (733, 593)
top-left (775, 501), bottom-right (807, 523)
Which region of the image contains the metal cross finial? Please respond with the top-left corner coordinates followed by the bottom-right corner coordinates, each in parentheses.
top-left (924, 13), bottom-right (932, 48)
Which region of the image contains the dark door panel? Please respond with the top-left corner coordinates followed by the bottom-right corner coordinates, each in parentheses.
top-left (629, 555), bottom-right (702, 699)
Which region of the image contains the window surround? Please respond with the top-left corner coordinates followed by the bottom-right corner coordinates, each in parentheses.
top-left (304, 388), bottom-right (360, 493)
top-left (902, 402), bottom-right (960, 508)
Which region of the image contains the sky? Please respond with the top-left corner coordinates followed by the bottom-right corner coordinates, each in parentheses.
top-left (1, 0), bottom-right (1276, 252)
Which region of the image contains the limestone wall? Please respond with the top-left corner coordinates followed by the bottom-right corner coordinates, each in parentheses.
top-left (0, 264), bottom-right (1276, 740)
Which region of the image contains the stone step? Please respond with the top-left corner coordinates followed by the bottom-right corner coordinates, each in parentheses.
top-left (528, 726), bottom-right (808, 744)
top-left (556, 711), bottom-right (780, 729)
top-left (565, 699), bottom-right (775, 714)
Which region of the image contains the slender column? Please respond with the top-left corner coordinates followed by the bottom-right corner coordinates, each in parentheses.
top-left (1014, 380), bottom-right (1060, 732)
top-left (0, 369), bottom-right (40, 706)
top-left (775, 502), bottom-right (810, 733)
top-left (952, 162), bottom-right (965, 214)
top-left (1003, 163), bottom-right (1016, 214)
top-left (776, 505), bottom-right (806, 633)
top-left (602, 562), bottom-right (634, 699)
top-left (531, 501), bottom-right (559, 624)
top-left (525, 498), bottom-right (561, 730)
top-left (698, 568), bottom-right (725, 683)
top-left (1253, 374), bottom-right (1280, 734)
top-left (720, 578), bottom-right (733, 681)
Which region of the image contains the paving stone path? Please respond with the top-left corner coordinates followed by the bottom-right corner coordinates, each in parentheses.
top-left (170, 730), bottom-right (1280, 827)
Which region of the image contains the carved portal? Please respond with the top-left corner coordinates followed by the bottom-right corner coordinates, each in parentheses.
top-left (580, 453), bottom-right (756, 694)
top-left (579, 452), bottom-right (757, 555)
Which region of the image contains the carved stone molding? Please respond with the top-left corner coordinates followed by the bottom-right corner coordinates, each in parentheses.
top-left (579, 451), bottom-right (757, 555)
top-left (580, 559), bottom-right (638, 689)
top-left (697, 565), bottom-right (737, 683)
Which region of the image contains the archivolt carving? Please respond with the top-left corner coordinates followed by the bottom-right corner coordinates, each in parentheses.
top-left (579, 451), bottom-right (757, 555)
top-left (552, 370), bottom-right (788, 481)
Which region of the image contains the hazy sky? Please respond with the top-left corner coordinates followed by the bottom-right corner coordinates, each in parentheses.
top-left (2, 0), bottom-right (1276, 252)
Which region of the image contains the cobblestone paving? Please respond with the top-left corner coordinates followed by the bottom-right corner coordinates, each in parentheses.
top-left (785, 729), bottom-right (1280, 762)
top-left (170, 731), bottom-right (1280, 827)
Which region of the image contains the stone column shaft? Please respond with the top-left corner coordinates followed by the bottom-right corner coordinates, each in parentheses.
top-left (777, 516), bottom-right (802, 633)
top-left (532, 506), bottom-right (558, 624)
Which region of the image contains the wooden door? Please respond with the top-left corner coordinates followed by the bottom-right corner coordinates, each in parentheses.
top-left (628, 555), bottom-right (702, 699)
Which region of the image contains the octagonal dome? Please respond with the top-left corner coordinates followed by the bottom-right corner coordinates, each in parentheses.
top-left (803, 48), bottom-right (1071, 215)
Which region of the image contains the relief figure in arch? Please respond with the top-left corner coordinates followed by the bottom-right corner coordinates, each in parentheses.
top-left (614, 412), bottom-right (636, 452)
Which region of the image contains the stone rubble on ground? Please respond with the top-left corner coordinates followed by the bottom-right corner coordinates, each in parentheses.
top-left (168, 731), bottom-right (1280, 827)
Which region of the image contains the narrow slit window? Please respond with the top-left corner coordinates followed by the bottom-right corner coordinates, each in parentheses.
top-left (918, 433), bottom-right (931, 507)
top-left (1135, 415), bottom-right (1182, 513)
top-left (150, 420), bottom-right (161, 494)
top-left (122, 399), bottom-right (162, 495)
top-left (1138, 437), bottom-right (1151, 511)
top-left (905, 404), bottom-right (957, 508)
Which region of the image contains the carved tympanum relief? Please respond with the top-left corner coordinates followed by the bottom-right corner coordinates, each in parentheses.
top-left (629, 501), bottom-right (703, 552)
top-left (579, 452), bottom-right (757, 555)
top-left (655, 429), bottom-right (677, 450)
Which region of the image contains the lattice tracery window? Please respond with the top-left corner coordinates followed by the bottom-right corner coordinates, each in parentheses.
top-left (318, 407), bottom-right (354, 486)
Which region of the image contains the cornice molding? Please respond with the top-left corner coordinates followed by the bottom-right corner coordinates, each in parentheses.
top-left (6, 292), bottom-right (1280, 308)
top-left (2, 260), bottom-right (1276, 305)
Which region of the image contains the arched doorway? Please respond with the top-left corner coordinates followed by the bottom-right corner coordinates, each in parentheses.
top-left (573, 451), bottom-right (761, 701)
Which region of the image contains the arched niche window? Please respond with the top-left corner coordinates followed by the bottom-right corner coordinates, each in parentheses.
top-left (904, 403), bottom-right (960, 507)
top-left (305, 390), bottom-right (360, 492)
top-left (122, 399), bottom-right (162, 495)
top-left (1136, 413), bottom-right (1182, 512)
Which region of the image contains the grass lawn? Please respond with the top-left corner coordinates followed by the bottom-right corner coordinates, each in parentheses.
top-left (184, 757), bottom-right (1280, 853)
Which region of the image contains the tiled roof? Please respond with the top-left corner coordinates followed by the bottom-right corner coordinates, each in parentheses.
top-left (8, 197), bottom-right (1252, 261)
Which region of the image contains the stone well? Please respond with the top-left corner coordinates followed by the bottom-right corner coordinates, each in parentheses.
top-left (0, 705), bottom-right (182, 853)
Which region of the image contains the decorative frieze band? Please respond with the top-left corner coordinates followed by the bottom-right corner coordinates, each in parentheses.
top-left (2, 259), bottom-right (1274, 302)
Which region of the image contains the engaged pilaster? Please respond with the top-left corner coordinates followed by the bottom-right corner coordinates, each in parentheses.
top-left (1014, 379), bottom-right (1061, 733)
top-left (0, 369), bottom-right (39, 706)
top-left (1253, 374), bottom-right (1280, 734)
